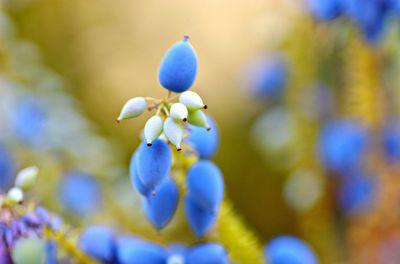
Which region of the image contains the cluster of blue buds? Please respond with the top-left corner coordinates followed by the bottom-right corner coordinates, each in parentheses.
top-left (119, 37), bottom-right (224, 238)
top-left (78, 225), bottom-right (229, 264)
top-left (307, 0), bottom-right (400, 44)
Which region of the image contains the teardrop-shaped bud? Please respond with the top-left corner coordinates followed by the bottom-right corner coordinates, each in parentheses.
top-left (187, 243), bottom-right (229, 264)
top-left (186, 160), bottom-right (224, 211)
top-left (179, 91), bottom-right (206, 111)
top-left (136, 139), bottom-right (172, 190)
top-left (12, 238), bottom-right (46, 264)
top-left (143, 178), bottom-right (179, 230)
top-left (188, 115), bottom-right (219, 159)
top-left (7, 187), bottom-right (24, 203)
top-left (158, 36), bottom-right (198, 93)
top-left (184, 196), bottom-right (216, 237)
top-left (170, 103), bottom-right (188, 122)
top-left (129, 153), bottom-right (152, 197)
top-left (116, 236), bottom-right (167, 264)
top-left (117, 97), bottom-right (147, 122)
top-left (144, 115), bottom-right (163, 146)
top-left (163, 117), bottom-right (183, 151)
top-left (78, 226), bottom-right (115, 263)
top-left (15, 166), bottom-right (39, 191)
top-left (188, 110), bottom-right (210, 130)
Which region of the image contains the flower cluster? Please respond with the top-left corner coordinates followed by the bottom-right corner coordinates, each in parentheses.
top-left (307, 0), bottom-right (400, 44)
top-left (78, 225), bottom-right (229, 264)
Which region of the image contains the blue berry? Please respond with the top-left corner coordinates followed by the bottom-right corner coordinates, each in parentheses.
top-left (188, 115), bottom-right (219, 159)
top-left (136, 139), bottom-right (172, 190)
top-left (382, 119), bottom-right (400, 162)
top-left (184, 196), bottom-right (216, 237)
top-left (143, 178), bottom-right (179, 230)
top-left (343, 0), bottom-right (390, 44)
top-left (8, 95), bottom-right (47, 146)
top-left (338, 169), bottom-right (375, 214)
top-left (0, 144), bottom-right (17, 192)
top-left (307, 0), bottom-right (342, 21)
top-left (265, 236), bottom-right (318, 264)
top-left (318, 120), bottom-right (367, 173)
top-left (187, 243), bottom-right (229, 264)
top-left (129, 152), bottom-right (152, 197)
top-left (243, 55), bottom-right (288, 101)
top-left (116, 236), bottom-right (167, 264)
top-left (78, 226), bottom-right (115, 263)
top-left (186, 160), bottom-right (224, 211)
top-left (58, 170), bottom-right (102, 216)
top-left (158, 36), bottom-right (198, 93)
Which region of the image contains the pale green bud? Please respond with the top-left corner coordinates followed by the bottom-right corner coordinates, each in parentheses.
top-left (179, 91), bottom-right (206, 111)
top-left (170, 103), bottom-right (188, 122)
top-left (188, 110), bottom-right (210, 130)
top-left (117, 97), bottom-right (147, 122)
top-left (163, 117), bottom-right (183, 151)
top-left (15, 166), bottom-right (39, 191)
top-left (7, 187), bottom-right (24, 203)
top-left (12, 237), bottom-right (46, 264)
top-left (144, 115), bottom-right (163, 146)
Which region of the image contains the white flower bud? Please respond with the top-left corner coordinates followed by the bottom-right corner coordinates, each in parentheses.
top-left (144, 115), bottom-right (163, 146)
top-left (179, 91), bottom-right (206, 111)
top-left (168, 254), bottom-right (185, 264)
top-left (188, 110), bottom-right (210, 130)
top-left (170, 103), bottom-right (188, 122)
top-left (7, 187), bottom-right (24, 203)
top-left (117, 97), bottom-right (147, 122)
top-left (15, 166), bottom-right (39, 191)
top-left (163, 117), bottom-right (183, 151)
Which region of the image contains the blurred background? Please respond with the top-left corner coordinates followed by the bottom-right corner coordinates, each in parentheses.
top-left (2, 0), bottom-right (400, 263)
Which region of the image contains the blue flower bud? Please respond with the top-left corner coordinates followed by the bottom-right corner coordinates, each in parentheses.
top-left (242, 55), bottom-right (288, 102)
top-left (58, 170), bottom-right (102, 216)
top-left (116, 236), bottom-right (167, 264)
top-left (158, 36), bottom-right (198, 93)
top-left (188, 115), bottom-right (219, 159)
top-left (143, 178), bottom-right (179, 230)
top-left (265, 236), bottom-right (318, 264)
top-left (136, 139), bottom-right (172, 190)
top-left (382, 119), bottom-right (400, 163)
top-left (130, 153), bottom-right (152, 197)
top-left (0, 144), bottom-right (17, 192)
top-left (318, 120), bottom-right (367, 173)
top-left (338, 169), bottom-right (375, 215)
top-left (184, 196), bottom-right (216, 237)
top-left (187, 243), bottom-right (229, 264)
top-left (79, 226), bottom-right (115, 263)
top-left (186, 160), bottom-right (224, 211)
top-left (307, 0), bottom-right (342, 21)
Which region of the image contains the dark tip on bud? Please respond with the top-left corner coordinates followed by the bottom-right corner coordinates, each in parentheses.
top-left (183, 117), bottom-right (188, 122)
top-left (151, 191), bottom-right (157, 196)
top-left (147, 143), bottom-right (152, 147)
top-left (206, 127), bottom-right (211, 131)
top-left (183, 35), bottom-right (189, 41)
top-left (203, 105), bottom-right (208, 109)
top-left (116, 118), bottom-right (120, 123)
top-left (177, 147), bottom-right (182, 151)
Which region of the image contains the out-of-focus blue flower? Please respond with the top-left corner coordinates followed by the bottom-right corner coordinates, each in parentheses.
top-left (264, 236), bottom-right (318, 264)
top-left (0, 144), bottom-right (17, 192)
top-left (186, 243), bottom-right (229, 264)
top-left (45, 241), bottom-right (58, 264)
top-left (8, 96), bottom-right (48, 145)
top-left (382, 119), bottom-right (400, 162)
top-left (58, 170), bottom-right (102, 216)
top-left (242, 55), bottom-right (288, 102)
top-left (318, 120), bottom-right (368, 173)
top-left (188, 115), bottom-right (219, 159)
top-left (342, 0), bottom-right (390, 44)
top-left (338, 169), bottom-right (375, 214)
top-left (79, 225), bottom-right (115, 263)
top-left (307, 0), bottom-right (343, 21)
